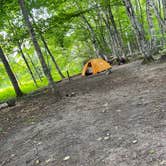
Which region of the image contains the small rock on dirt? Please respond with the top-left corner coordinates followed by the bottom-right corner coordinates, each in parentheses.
top-left (97, 137), bottom-right (103, 141)
top-left (103, 103), bottom-right (108, 107)
top-left (63, 156), bottom-right (70, 161)
top-left (102, 109), bottom-right (107, 113)
top-left (132, 140), bottom-right (138, 144)
top-left (66, 92), bottom-right (76, 97)
top-left (104, 136), bottom-right (110, 140)
top-left (45, 158), bottom-right (52, 163)
top-left (11, 154), bottom-right (15, 158)
top-left (35, 159), bottom-right (40, 164)
top-left (37, 142), bottom-right (42, 145)
top-left (160, 160), bottom-right (166, 165)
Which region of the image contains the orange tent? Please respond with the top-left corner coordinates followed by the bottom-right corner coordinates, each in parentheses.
top-left (82, 58), bottom-right (112, 76)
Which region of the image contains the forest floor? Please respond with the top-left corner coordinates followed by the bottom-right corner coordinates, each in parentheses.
top-left (0, 60), bottom-right (166, 166)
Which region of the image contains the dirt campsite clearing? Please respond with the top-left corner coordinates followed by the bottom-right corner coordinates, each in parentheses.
top-left (0, 61), bottom-right (166, 166)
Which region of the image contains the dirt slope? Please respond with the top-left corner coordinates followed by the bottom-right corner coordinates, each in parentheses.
top-left (0, 61), bottom-right (166, 166)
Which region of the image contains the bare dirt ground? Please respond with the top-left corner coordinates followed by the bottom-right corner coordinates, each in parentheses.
top-left (0, 61), bottom-right (166, 166)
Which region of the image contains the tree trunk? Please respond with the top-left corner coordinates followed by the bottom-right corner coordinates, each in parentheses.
top-left (81, 14), bottom-right (100, 57)
top-left (6, 19), bottom-right (38, 87)
top-left (29, 14), bottom-right (65, 80)
top-left (150, 0), bottom-right (166, 30)
top-left (135, 0), bottom-right (144, 27)
top-left (123, 0), bottom-right (153, 61)
top-left (40, 34), bottom-right (65, 79)
top-left (75, 1), bottom-right (100, 56)
top-left (92, 9), bottom-right (110, 53)
top-left (0, 47), bottom-right (23, 97)
top-left (125, 32), bottom-right (132, 55)
top-left (18, 42), bottom-right (38, 87)
top-left (158, 0), bottom-right (166, 45)
top-left (102, 1), bottom-right (125, 58)
top-left (146, 0), bottom-right (156, 49)
top-left (102, 14), bottom-right (120, 58)
top-left (107, 3), bottom-right (125, 57)
top-left (26, 53), bottom-right (43, 82)
top-left (162, 0), bottom-right (166, 24)
top-left (18, 0), bottom-right (60, 96)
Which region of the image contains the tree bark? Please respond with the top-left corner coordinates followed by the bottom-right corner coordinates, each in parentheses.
top-left (91, 8), bottom-right (111, 54)
top-left (107, 2), bottom-right (125, 57)
top-left (18, 42), bottom-right (38, 87)
top-left (102, 14), bottom-right (120, 58)
top-left (101, 1), bottom-right (125, 58)
top-left (81, 14), bottom-right (100, 57)
top-left (146, 0), bottom-right (156, 48)
top-left (123, 0), bottom-right (153, 61)
top-left (6, 19), bottom-right (38, 87)
top-left (125, 32), bottom-right (132, 55)
top-left (18, 0), bottom-right (60, 96)
top-left (0, 47), bottom-right (23, 97)
top-left (135, 0), bottom-right (144, 27)
top-left (29, 14), bottom-right (65, 80)
top-left (150, 0), bottom-right (166, 30)
top-left (26, 53), bottom-right (43, 82)
top-left (158, 0), bottom-right (165, 46)
top-left (40, 34), bottom-right (65, 79)
top-left (162, 0), bottom-right (166, 24)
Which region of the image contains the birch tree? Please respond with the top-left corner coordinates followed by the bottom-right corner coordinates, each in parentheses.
top-left (122, 0), bottom-right (153, 62)
top-left (0, 47), bottom-right (23, 97)
top-left (18, 0), bottom-right (60, 96)
top-left (162, 0), bottom-right (166, 24)
top-left (146, 0), bottom-right (156, 49)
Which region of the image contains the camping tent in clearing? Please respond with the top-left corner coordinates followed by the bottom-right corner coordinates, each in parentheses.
top-left (82, 58), bottom-right (112, 76)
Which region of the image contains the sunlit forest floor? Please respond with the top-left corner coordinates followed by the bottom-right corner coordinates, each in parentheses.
top-left (0, 60), bottom-right (166, 166)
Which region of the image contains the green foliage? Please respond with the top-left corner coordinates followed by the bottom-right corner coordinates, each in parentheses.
top-left (0, 63), bottom-right (82, 102)
top-left (0, 0), bottom-right (166, 101)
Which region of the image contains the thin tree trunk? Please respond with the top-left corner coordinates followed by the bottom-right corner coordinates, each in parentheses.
top-left (104, 11), bottom-right (122, 57)
top-left (125, 32), bottom-right (132, 55)
top-left (26, 53), bottom-right (43, 82)
top-left (150, 0), bottom-right (166, 30)
top-left (0, 47), bottom-right (23, 97)
top-left (91, 9), bottom-right (110, 53)
top-left (162, 0), bottom-right (166, 24)
top-left (102, 15), bottom-right (120, 58)
top-left (81, 14), bottom-right (100, 56)
top-left (40, 34), bottom-right (65, 79)
top-left (6, 19), bottom-right (38, 87)
top-left (107, 2), bottom-right (125, 57)
top-left (136, 0), bottom-right (144, 27)
top-left (123, 0), bottom-right (153, 61)
top-left (160, 0), bottom-right (166, 45)
top-left (102, 1), bottom-right (124, 58)
top-left (75, 1), bottom-right (100, 56)
top-left (29, 14), bottom-right (65, 80)
top-left (146, 0), bottom-right (156, 48)
top-left (18, 0), bottom-right (60, 96)
top-left (18, 42), bottom-right (38, 87)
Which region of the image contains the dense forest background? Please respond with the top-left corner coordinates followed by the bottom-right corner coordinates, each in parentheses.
top-left (0, 0), bottom-right (166, 101)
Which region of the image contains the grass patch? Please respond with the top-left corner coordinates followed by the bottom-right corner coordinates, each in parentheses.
top-left (0, 87), bottom-right (16, 102)
top-left (0, 79), bottom-right (48, 103)
top-left (0, 69), bottom-right (81, 103)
